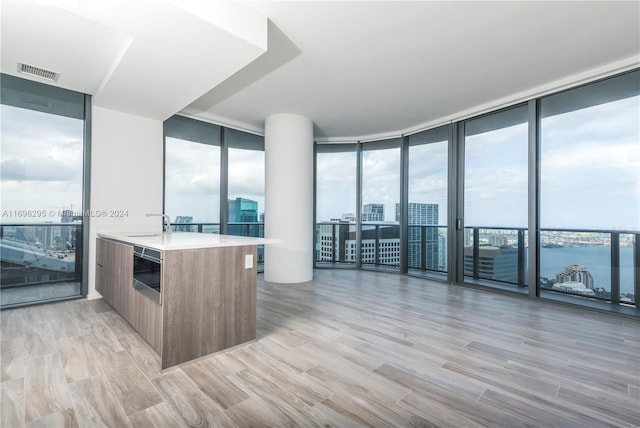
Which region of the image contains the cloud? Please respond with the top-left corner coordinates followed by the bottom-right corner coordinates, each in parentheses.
top-left (165, 139), bottom-right (267, 221)
top-left (0, 155), bottom-right (81, 182)
top-left (1, 105), bottom-right (84, 221)
top-left (228, 149), bottom-right (265, 204)
top-left (165, 138), bottom-right (220, 197)
top-left (316, 151), bottom-right (358, 220)
top-left (1, 106), bottom-right (84, 184)
top-left (463, 121), bottom-right (529, 226)
top-left (539, 95), bottom-right (639, 229)
top-left (317, 153), bottom-right (356, 192)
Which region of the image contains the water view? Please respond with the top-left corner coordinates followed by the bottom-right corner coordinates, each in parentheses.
top-left (540, 245), bottom-right (635, 296)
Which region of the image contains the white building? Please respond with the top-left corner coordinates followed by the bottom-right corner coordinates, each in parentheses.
top-left (552, 281), bottom-right (596, 296)
top-left (556, 265), bottom-right (595, 289)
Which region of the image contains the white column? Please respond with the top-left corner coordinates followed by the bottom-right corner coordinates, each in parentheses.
top-left (264, 114), bottom-right (314, 283)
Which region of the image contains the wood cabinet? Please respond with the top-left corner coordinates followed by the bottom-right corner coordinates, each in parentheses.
top-left (96, 238), bottom-right (132, 314)
top-left (96, 237), bottom-right (161, 353)
top-left (95, 238), bottom-right (108, 298)
top-left (96, 237), bottom-right (257, 369)
top-left (161, 245), bottom-right (257, 369)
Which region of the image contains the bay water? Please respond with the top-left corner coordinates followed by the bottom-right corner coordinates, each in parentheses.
top-left (540, 246), bottom-right (635, 295)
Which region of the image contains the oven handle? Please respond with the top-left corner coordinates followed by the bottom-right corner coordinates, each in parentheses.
top-left (133, 246), bottom-right (162, 263)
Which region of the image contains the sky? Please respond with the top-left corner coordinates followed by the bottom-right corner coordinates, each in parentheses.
top-left (362, 147), bottom-right (401, 221)
top-left (164, 137), bottom-right (221, 223)
top-left (1, 105), bottom-right (83, 223)
top-left (464, 120), bottom-right (528, 227)
top-left (316, 96), bottom-right (639, 231)
top-left (164, 137), bottom-right (265, 223)
top-left (1, 94), bottom-right (638, 231)
top-left (539, 97), bottom-right (640, 230)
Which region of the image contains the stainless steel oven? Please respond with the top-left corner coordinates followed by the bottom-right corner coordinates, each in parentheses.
top-left (133, 245), bottom-right (161, 304)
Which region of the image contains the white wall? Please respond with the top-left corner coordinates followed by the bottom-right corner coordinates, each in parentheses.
top-left (87, 106), bottom-right (164, 299)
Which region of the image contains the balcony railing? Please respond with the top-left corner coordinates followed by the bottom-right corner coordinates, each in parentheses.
top-left (171, 223), bottom-right (221, 234)
top-left (464, 226), bottom-right (527, 287)
top-left (0, 223), bottom-right (83, 288)
top-left (537, 228), bottom-right (638, 307)
top-left (465, 226), bottom-right (639, 306)
top-left (408, 225), bottom-right (447, 273)
top-left (315, 222), bottom-right (357, 265)
top-left (170, 222), bottom-right (264, 266)
top-left (315, 222), bottom-right (639, 307)
top-left (315, 222), bottom-right (447, 271)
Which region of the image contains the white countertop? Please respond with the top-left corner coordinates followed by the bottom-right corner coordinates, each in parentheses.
top-left (97, 231), bottom-right (280, 251)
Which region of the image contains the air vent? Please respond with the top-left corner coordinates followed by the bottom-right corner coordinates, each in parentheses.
top-left (17, 62), bottom-right (59, 82)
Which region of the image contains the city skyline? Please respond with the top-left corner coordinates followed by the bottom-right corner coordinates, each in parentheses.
top-left (2, 96), bottom-right (638, 232)
top-left (317, 96), bottom-right (639, 230)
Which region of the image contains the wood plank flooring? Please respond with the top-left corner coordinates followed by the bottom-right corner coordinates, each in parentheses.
top-left (1, 269), bottom-right (639, 427)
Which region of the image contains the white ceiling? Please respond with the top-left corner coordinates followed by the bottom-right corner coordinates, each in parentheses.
top-left (2, 1), bottom-right (639, 139)
top-left (1, 0), bottom-right (267, 119)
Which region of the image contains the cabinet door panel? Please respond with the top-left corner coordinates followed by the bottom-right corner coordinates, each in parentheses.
top-left (96, 238), bottom-right (133, 313)
top-left (115, 243), bottom-right (135, 322)
top-left (95, 238), bottom-right (108, 297)
top-left (112, 240), bottom-right (133, 319)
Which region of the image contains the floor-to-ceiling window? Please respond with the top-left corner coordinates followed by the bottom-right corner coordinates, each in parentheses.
top-left (226, 128), bottom-right (265, 264)
top-left (408, 126), bottom-right (449, 278)
top-left (462, 105), bottom-right (529, 289)
top-left (315, 144), bottom-right (358, 266)
top-left (539, 70), bottom-right (639, 306)
top-left (311, 70), bottom-right (639, 314)
top-left (1, 73), bottom-right (87, 308)
top-left (361, 138), bottom-right (401, 270)
top-left (164, 116), bottom-right (221, 233)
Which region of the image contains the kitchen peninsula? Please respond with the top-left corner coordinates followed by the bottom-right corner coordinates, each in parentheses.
top-left (95, 231), bottom-right (277, 369)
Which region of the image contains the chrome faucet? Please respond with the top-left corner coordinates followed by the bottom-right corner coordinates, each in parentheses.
top-left (146, 213), bottom-right (172, 235)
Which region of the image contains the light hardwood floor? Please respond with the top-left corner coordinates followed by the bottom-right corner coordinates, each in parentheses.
top-left (1, 269), bottom-right (639, 427)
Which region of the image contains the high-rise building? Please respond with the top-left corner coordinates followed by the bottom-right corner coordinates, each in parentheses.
top-left (396, 203), bottom-right (439, 270)
top-left (59, 209), bottom-right (78, 250)
top-left (343, 227), bottom-right (400, 266)
top-left (61, 209), bottom-right (74, 223)
top-left (362, 204), bottom-right (384, 222)
top-left (489, 235), bottom-right (509, 246)
top-left (317, 222), bottom-right (353, 263)
top-left (395, 203), bottom-right (438, 225)
top-left (174, 216), bottom-right (193, 232)
top-left (228, 198), bottom-right (258, 223)
top-left (438, 234), bottom-right (447, 271)
top-left (463, 246), bottom-right (518, 283)
top-left (464, 228), bottom-right (473, 247)
top-left (341, 213), bottom-right (356, 222)
top-left (556, 265), bottom-right (594, 289)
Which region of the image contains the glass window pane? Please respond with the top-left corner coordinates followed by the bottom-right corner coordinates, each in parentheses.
top-left (463, 105), bottom-right (528, 288)
top-left (1, 105), bottom-right (84, 222)
top-left (540, 70), bottom-right (640, 304)
top-left (228, 147), bottom-right (264, 236)
top-left (620, 234), bottom-right (636, 305)
top-left (228, 132), bottom-right (265, 266)
top-left (408, 127), bottom-right (448, 275)
top-left (362, 141), bottom-right (400, 269)
top-left (1, 76), bottom-right (85, 307)
top-left (315, 146), bottom-right (357, 265)
top-left (317, 150), bottom-right (357, 222)
top-left (165, 137), bottom-right (220, 227)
